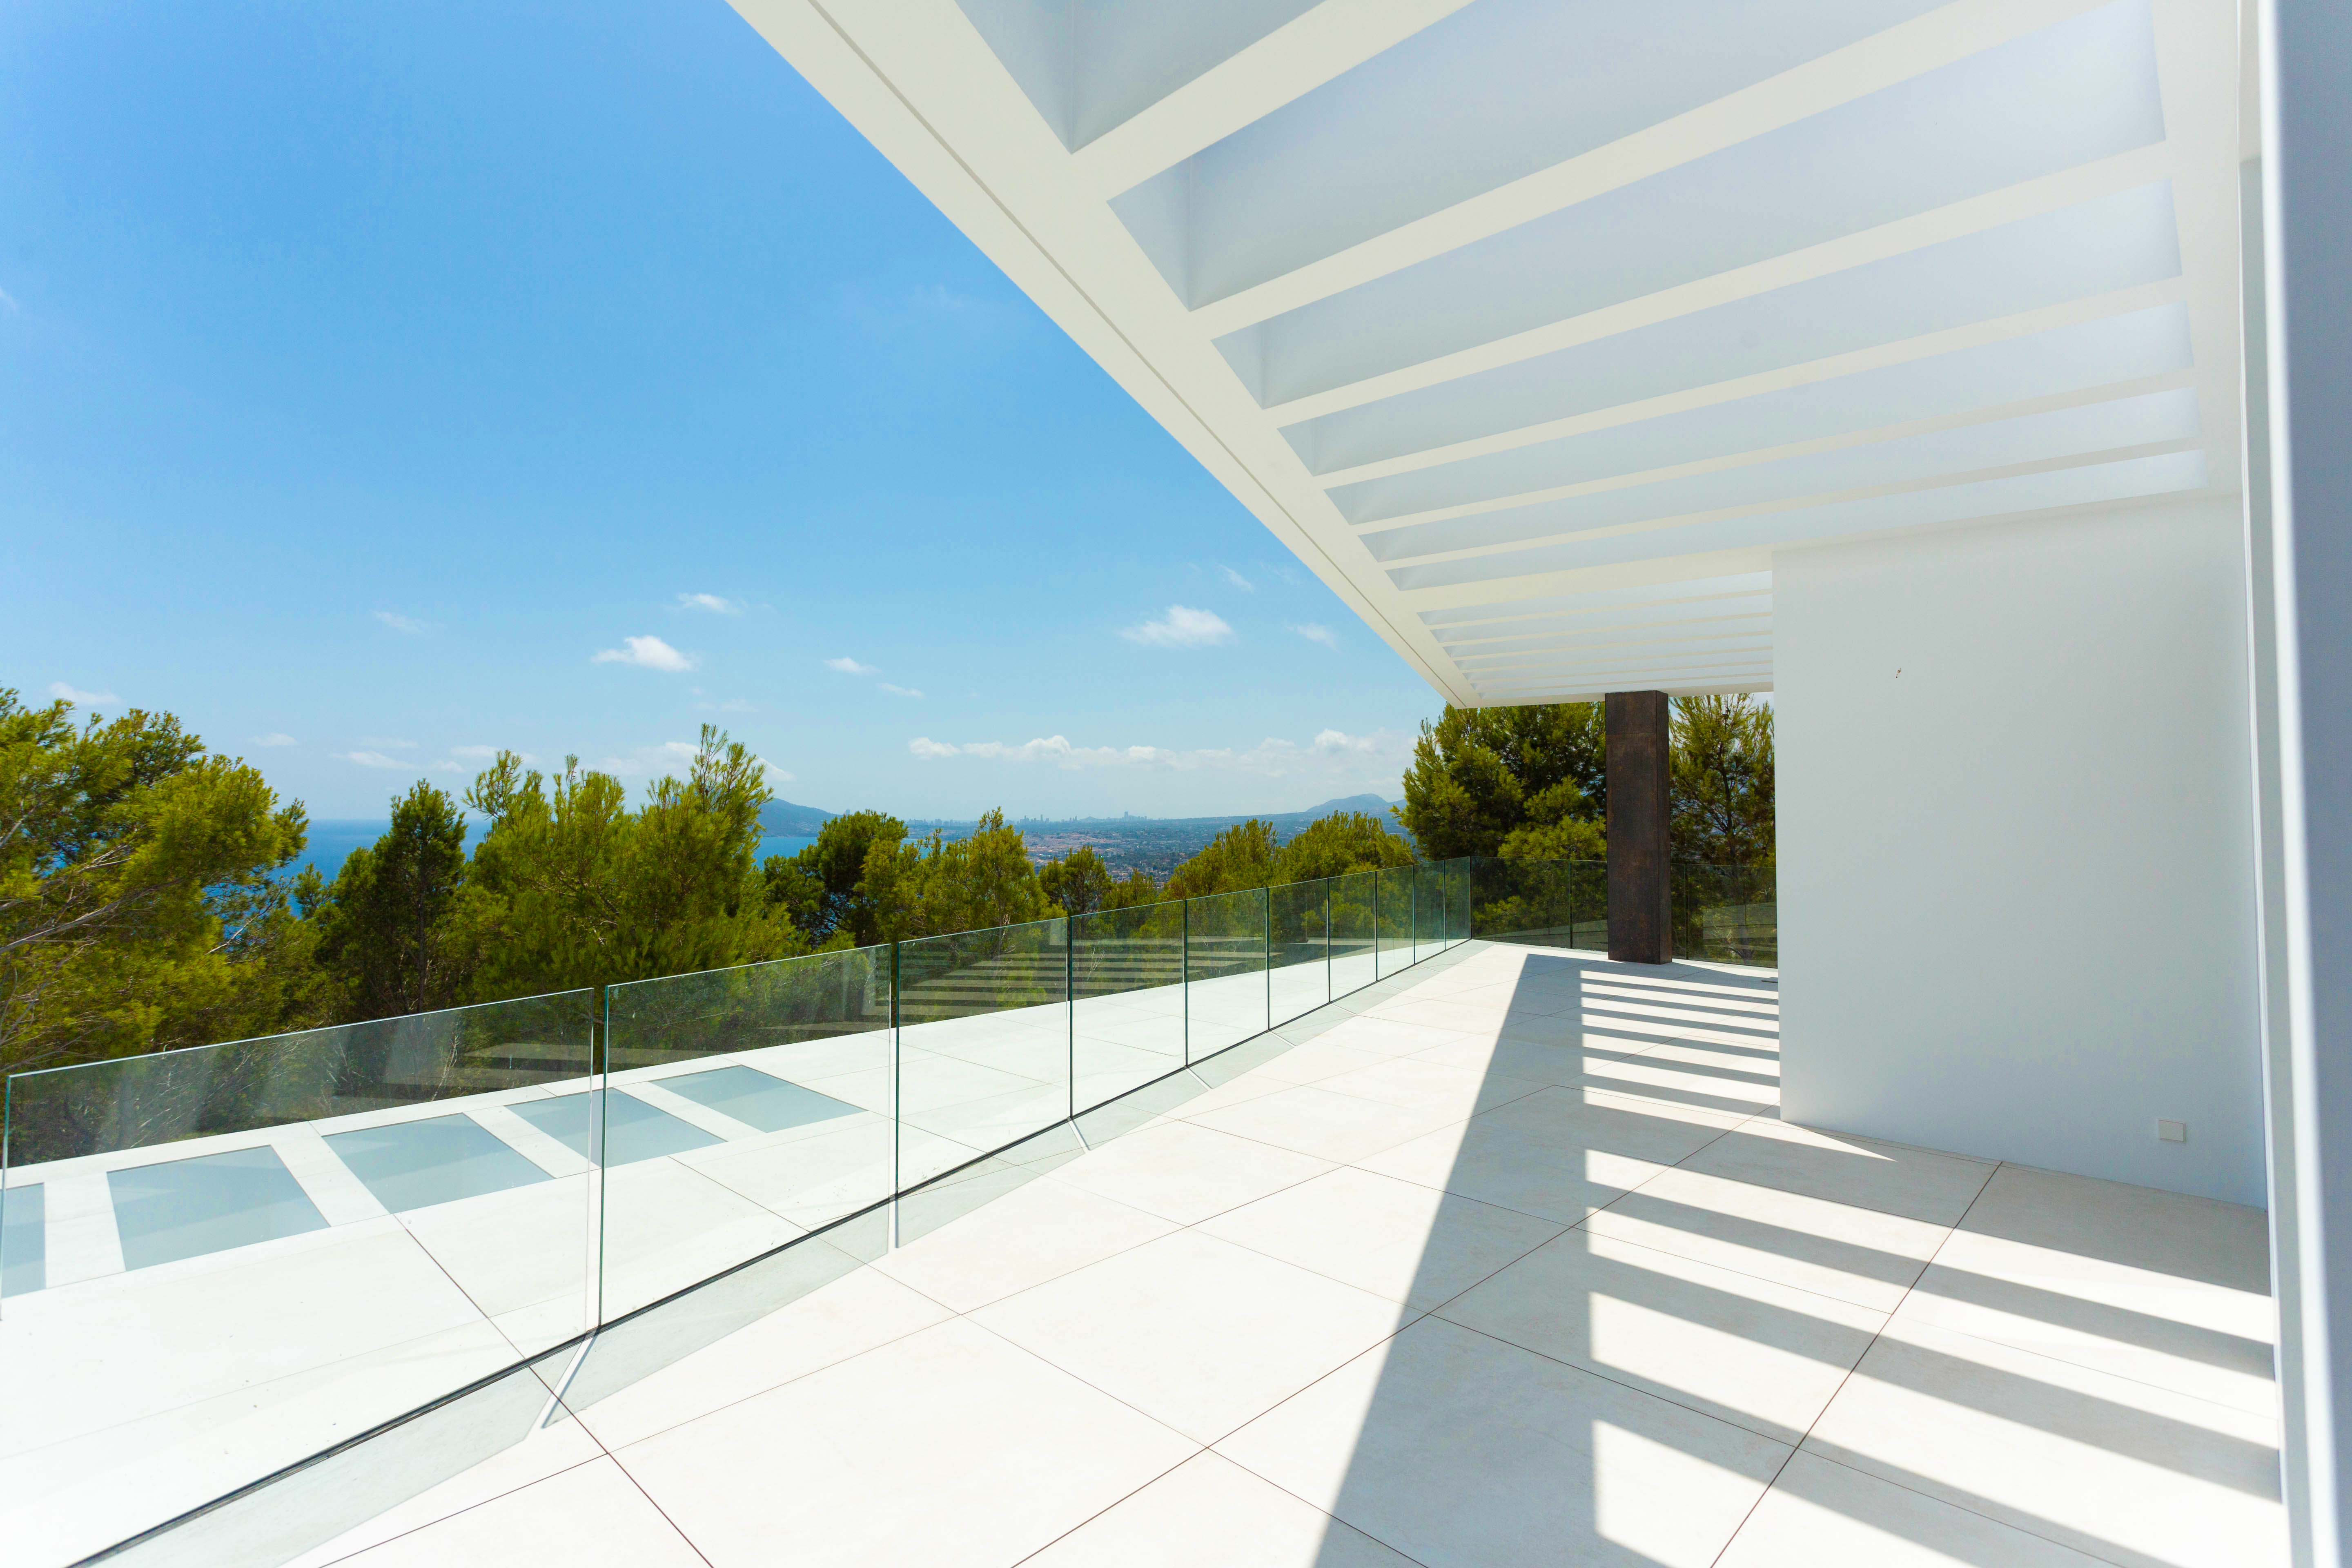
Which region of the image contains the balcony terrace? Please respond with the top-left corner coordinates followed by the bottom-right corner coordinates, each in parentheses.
top-left (8, 909), bottom-right (2275, 1567)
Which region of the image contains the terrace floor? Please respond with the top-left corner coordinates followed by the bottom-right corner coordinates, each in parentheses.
top-left (243, 940), bottom-right (2283, 1568)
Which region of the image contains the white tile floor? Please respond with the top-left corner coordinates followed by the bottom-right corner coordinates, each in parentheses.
top-left (260, 941), bottom-right (2283, 1568)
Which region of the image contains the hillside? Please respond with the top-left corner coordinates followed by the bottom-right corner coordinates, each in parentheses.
top-left (758, 799), bottom-right (837, 836)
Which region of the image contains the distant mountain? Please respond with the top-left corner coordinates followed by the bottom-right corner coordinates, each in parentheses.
top-left (1278, 793), bottom-right (1402, 824)
top-left (759, 799), bottom-right (837, 836)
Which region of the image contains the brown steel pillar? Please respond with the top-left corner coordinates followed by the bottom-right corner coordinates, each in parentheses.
top-left (1606, 691), bottom-right (1672, 964)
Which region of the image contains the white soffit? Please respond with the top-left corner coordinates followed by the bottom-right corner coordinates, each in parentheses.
top-left (730, 0), bottom-right (2244, 705)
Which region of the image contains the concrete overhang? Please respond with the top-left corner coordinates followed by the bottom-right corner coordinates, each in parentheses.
top-left (728, 0), bottom-right (2247, 704)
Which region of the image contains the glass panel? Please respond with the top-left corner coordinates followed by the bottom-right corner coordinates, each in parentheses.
top-left (1268, 879), bottom-right (1330, 1028)
top-left (895, 918), bottom-right (1070, 1192)
top-left (0, 991), bottom-right (597, 1557)
top-left (1376, 866), bottom-right (1414, 975)
top-left (600, 944), bottom-right (893, 1322)
top-left (1329, 868), bottom-right (1379, 998)
top-left (1470, 856), bottom-right (1606, 949)
top-left (1070, 900), bottom-right (1187, 1116)
top-left (1184, 886), bottom-right (1268, 1062)
top-left (1415, 863), bottom-right (1447, 955)
top-left (1672, 862), bottom-right (1778, 967)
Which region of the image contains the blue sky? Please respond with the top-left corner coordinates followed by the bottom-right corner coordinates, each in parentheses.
top-left (0, 1), bottom-right (1441, 821)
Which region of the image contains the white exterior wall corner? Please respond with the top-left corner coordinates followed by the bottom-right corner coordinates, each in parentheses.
top-left (1775, 497), bottom-right (2266, 1205)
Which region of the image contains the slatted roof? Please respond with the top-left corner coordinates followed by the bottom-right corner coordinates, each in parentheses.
top-left (734, 0), bottom-right (2245, 704)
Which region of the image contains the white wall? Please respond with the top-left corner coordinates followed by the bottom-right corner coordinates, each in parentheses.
top-left (1776, 498), bottom-right (2267, 1205)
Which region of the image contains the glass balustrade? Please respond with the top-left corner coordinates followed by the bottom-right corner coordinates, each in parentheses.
top-left (1461, 855), bottom-right (1775, 965)
top-left (1267, 880), bottom-right (1330, 1028)
top-left (0, 990), bottom-right (598, 1559)
top-left (1328, 867), bottom-right (1379, 996)
top-left (2, 858), bottom-right (1501, 1566)
top-left (600, 944), bottom-right (893, 1323)
top-left (1183, 886), bottom-right (1270, 1061)
top-left (893, 916), bottom-right (1071, 1193)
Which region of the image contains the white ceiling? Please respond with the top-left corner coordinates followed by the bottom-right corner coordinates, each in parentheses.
top-left (731, 0), bottom-right (2245, 704)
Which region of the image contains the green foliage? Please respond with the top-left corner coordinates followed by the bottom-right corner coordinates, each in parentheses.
top-left (1397, 704), bottom-right (1607, 860)
top-left (458, 725), bottom-right (804, 1002)
top-left (0, 689), bottom-right (320, 1075)
top-left (1671, 695), bottom-right (1775, 866)
top-left (311, 781), bottom-right (476, 1018)
top-left (859, 808), bottom-right (1052, 940)
top-left (769, 810), bottom-right (905, 948)
top-left (1100, 867), bottom-right (1162, 910)
top-left (1274, 810), bottom-right (1414, 883)
top-left (1163, 819), bottom-right (1282, 899)
top-left (1038, 844), bottom-right (1114, 917)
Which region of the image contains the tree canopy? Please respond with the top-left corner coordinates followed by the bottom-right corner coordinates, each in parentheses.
top-left (1, 686), bottom-right (1771, 1077)
top-left (1671, 695), bottom-right (1775, 866)
top-left (1398, 697), bottom-right (1771, 866)
top-left (1397, 703), bottom-right (1608, 861)
top-left (311, 780), bottom-right (473, 1018)
top-left (1, 689), bottom-right (318, 1076)
top-left (860, 808), bottom-right (1053, 940)
top-left (455, 727), bottom-right (803, 998)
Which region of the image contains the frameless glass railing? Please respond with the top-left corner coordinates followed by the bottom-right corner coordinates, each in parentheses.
top-left (0, 991), bottom-right (599, 1566)
top-left (1464, 855), bottom-right (1776, 966)
top-left (0, 858), bottom-right (1479, 1567)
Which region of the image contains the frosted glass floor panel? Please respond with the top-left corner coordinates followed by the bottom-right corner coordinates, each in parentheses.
top-left (324, 1114), bottom-right (552, 1214)
top-left (2, 1181), bottom-right (43, 1296)
top-left (658, 1065), bottom-right (861, 1135)
top-left (108, 1147), bottom-right (328, 1270)
top-left (509, 1090), bottom-right (722, 1167)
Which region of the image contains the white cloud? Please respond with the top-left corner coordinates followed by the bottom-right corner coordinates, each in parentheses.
top-left (449, 745), bottom-right (499, 759)
top-left (1121, 605), bottom-right (1234, 648)
top-left (360, 737), bottom-right (419, 750)
top-left (675, 592), bottom-right (744, 615)
top-left (598, 739), bottom-right (702, 776)
top-left (594, 635), bottom-right (696, 673)
top-left (1292, 622), bottom-right (1340, 650)
top-left (1216, 564), bottom-right (1255, 592)
top-left (906, 726), bottom-right (1409, 784)
top-left (879, 683), bottom-right (924, 698)
top-left (825, 656), bottom-right (878, 675)
top-left (761, 758), bottom-right (796, 783)
top-left (697, 698), bottom-right (757, 713)
top-left (254, 732), bottom-right (298, 747)
top-left (374, 610), bottom-right (428, 634)
top-left (336, 751), bottom-right (410, 770)
top-left (48, 681), bottom-right (120, 704)
top-left (0, 285), bottom-right (17, 312)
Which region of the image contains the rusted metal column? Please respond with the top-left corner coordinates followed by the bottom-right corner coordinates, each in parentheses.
top-left (1606, 691), bottom-right (1672, 964)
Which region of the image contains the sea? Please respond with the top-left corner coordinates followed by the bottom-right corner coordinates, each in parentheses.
top-left (291, 823), bottom-right (821, 883)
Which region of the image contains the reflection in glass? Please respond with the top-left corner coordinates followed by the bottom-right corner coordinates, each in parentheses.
top-left (895, 918), bottom-right (1070, 1192)
top-left (1185, 887), bottom-right (1268, 1062)
top-left (1071, 902), bottom-right (1186, 1116)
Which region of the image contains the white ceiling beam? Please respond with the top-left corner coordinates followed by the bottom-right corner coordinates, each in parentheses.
top-left (1461, 629), bottom-right (1776, 658)
top-left (1185, 0), bottom-right (2122, 336)
top-left (1439, 608), bottom-right (1774, 648)
top-left (1070, 0), bottom-right (1474, 198)
top-left (1310, 278), bottom-right (2188, 488)
top-left (1418, 575), bottom-right (1773, 626)
top-left (1264, 144), bottom-right (2181, 425)
top-left (1349, 370), bottom-right (2197, 533)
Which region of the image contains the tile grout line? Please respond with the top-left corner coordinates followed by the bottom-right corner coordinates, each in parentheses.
top-left (336, 947), bottom-right (1744, 1566)
top-left (1695, 1157), bottom-right (2082, 1568)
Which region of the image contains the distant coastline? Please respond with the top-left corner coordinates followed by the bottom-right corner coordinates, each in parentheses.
top-left (291, 822), bottom-right (822, 883)
top-left (293, 794), bottom-right (1398, 884)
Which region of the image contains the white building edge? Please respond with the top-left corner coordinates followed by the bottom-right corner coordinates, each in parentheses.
top-left (725, 1), bottom-right (2350, 1561)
